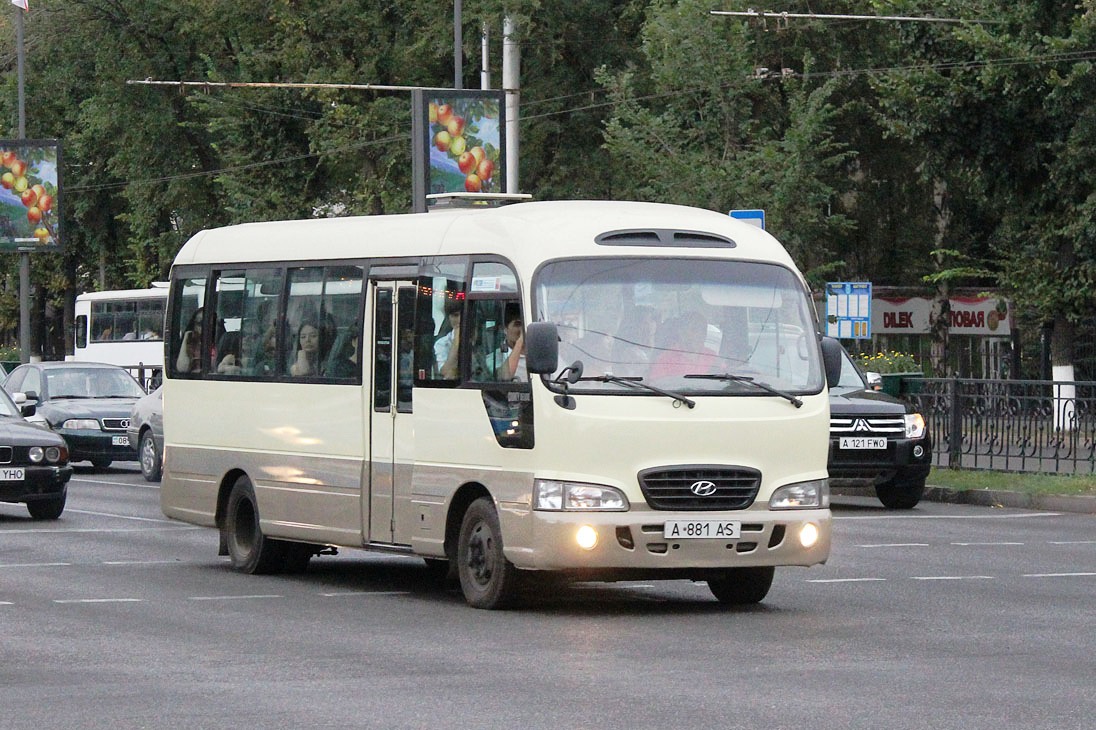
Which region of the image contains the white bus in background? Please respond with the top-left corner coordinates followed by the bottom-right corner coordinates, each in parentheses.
top-left (73, 284), bottom-right (167, 388)
top-left (159, 197), bottom-right (843, 609)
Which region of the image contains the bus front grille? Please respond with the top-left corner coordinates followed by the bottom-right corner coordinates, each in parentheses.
top-left (638, 466), bottom-right (761, 511)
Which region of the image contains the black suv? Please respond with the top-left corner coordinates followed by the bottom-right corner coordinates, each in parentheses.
top-left (828, 347), bottom-right (932, 509)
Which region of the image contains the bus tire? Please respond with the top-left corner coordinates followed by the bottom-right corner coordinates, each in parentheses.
top-left (27, 494), bottom-right (66, 520)
top-left (225, 476), bottom-right (282, 575)
top-left (707, 566), bottom-right (775, 605)
top-left (456, 497), bottom-right (522, 609)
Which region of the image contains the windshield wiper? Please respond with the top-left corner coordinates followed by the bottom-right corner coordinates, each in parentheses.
top-left (579, 374), bottom-right (695, 409)
top-left (684, 373), bottom-right (803, 408)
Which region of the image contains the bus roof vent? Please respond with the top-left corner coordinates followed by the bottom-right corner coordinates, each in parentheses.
top-left (595, 229), bottom-right (736, 248)
top-left (426, 192), bottom-right (533, 209)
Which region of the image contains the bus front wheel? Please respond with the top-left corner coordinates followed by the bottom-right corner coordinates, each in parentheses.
top-left (225, 476), bottom-right (283, 574)
top-left (456, 497), bottom-right (522, 609)
top-left (707, 566), bottom-right (775, 605)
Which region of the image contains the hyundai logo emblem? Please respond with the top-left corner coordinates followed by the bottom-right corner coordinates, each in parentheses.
top-left (689, 480), bottom-right (718, 496)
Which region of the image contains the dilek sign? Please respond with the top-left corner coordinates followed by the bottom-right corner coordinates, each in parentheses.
top-left (874, 295), bottom-right (1012, 336)
top-left (0, 139), bottom-right (62, 252)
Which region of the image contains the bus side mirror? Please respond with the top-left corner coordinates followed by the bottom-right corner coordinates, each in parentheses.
top-left (821, 337), bottom-right (843, 389)
top-left (525, 322), bottom-right (559, 375)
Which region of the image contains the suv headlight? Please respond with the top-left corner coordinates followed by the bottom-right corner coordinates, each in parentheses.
top-left (904, 413), bottom-right (927, 439)
top-left (534, 479), bottom-right (629, 511)
top-left (770, 479), bottom-right (829, 509)
top-left (61, 418), bottom-right (101, 430)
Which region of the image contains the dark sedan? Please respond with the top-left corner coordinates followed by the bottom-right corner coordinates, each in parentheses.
top-left (3, 362), bottom-right (145, 468)
top-left (0, 386), bottom-right (73, 519)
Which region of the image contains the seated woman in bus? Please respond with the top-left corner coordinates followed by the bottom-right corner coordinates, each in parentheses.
top-left (647, 311), bottom-right (717, 380)
top-left (175, 307), bottom-right (205, 373)
top-left (289, 320), bottom-right (326, 377)
top-left (434, 300), bottom-right (462, 379)
top-left (215, 331), bottom-right (243, 375)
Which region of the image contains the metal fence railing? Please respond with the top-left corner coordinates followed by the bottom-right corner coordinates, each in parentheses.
top-left (904, 378), bottom-right (1096, 474)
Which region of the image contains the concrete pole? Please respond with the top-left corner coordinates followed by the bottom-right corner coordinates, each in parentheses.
top-left (16, 7), bottom-right (31, 363)
top-left (503, 16), bottom-right (519, 194)
top-left (481, 23), bottom-right (490, 90)
top-left (453, 0), bottom-right (463, 89)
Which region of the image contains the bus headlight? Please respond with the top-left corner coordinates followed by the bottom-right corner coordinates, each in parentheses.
top-left (904, 413), bottom-right (927, 439)
top-left (770, 479), bottom-right (829, 509)
top-left (534, 480), bottom-right (629, 511)
top-left (61, 418), bottom-right (101, 431)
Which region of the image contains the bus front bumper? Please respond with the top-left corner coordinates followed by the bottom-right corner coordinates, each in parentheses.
top-left (505, 507), bottom-right (831, 575)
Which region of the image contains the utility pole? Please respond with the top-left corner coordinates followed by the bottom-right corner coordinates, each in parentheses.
top-left (15, 3), bottom-right (31, 363)
top-left (453, 0), bottom-right (463, 89)
top-left (503, 16), bottom-right (519, 194)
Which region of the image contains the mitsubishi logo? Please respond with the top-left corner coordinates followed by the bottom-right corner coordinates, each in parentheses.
top-left (689, 480), bottom-right (718, 496)
top-left (853, 418), bottom-right (873, 432)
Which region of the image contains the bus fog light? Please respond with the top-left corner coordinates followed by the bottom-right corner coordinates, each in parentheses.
top-left (575, 525), bottom-right (598, 550)
top-left (799, 523), bottom-right (820, 548)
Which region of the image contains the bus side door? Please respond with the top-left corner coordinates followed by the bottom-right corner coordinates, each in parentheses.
top-left (366, 280), bottom-right (416, 545)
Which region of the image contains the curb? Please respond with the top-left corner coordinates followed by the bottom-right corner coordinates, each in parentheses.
top-left (924, 486), bottom-right (1096, 515)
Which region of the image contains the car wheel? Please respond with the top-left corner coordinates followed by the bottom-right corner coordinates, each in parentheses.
top-left (27, 494), bottom-right (66, 520)
top-left (139, 430), bottom-right (162, 482)
top-left (456, 497), bottom-right (522, 609)
top-left (707, 566), bottom-right (775, 605)
top-left (224, 475), bottom-right (283, 574)
top-left (90, 457), bottom-right (112, 469)
top-left (875, 476), bottom-right (925, 509)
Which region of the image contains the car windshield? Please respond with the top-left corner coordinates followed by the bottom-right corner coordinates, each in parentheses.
top-left (0, 388), bottom-right (21, 417)
top-left (833, 348), bottom-right (868, 393)
top-left (45, 368), bottom-right (146, 399)
top-left (534, 257), bottom-right (824, 395)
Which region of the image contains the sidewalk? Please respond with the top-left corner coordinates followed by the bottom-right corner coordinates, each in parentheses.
top-left (923, 485), bottom-right (1096, 515)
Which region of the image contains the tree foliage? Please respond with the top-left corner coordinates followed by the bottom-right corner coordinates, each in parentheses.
top-left (0, 0), bottom-right (1092, 367)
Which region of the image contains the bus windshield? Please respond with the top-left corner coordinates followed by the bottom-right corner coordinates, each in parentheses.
top-left (535, 257), bottom-right (822, 394)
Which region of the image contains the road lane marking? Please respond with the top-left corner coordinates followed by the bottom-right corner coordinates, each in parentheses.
top-left (188, 594), bottom-right (284, 601)
top-left (912, 575), bottom-right (994, 581)
top-left (1048, 540), bottom-right (1096, 545)
top-left (0, 562), bottom-right (71, 568)
top-left (102, 560), bottom-right (184, 565)
top-left (837, 513), bottom-right (1061, 520)
top-left (857, 543), bottom-right (930, 548)
top-left (0, 526), bottom-right (199, 534)
top-left (1022, 572), bottom-right (1096, 578)
top-left (951, 542), bottom-right (1024, 546)
top-left (54, 598), bottom-right (144, 604)
top-left (70, 477), bottom-right (154, 488)
top-left (320, 591), bottom-right (411, 597)
top-left (66, 509), bottom-right (177, 523)
top-left (806, 578), bottom-right (887, 583)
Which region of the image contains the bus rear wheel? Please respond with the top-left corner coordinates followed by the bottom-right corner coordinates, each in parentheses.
top-left (457, 497), bottom-right (522, 609)
top-left (707, 566), bottom-right (775, 605)
top-left (225, 476), bottom-right (283, 574)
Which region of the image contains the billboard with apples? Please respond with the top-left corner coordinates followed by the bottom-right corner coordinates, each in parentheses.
top-left (414, 90), bottom-right (505, 203)
top-left (0, 139), bottom-right (61, 252)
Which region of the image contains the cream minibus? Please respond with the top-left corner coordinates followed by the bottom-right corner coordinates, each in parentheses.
top-left (160, 198), bottom-right (843, 609)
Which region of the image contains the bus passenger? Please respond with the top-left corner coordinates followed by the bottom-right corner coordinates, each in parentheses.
top-left (290, 320), bottom-right (326, 377)
top-left (176, 308), bottom-right (204, 373)
top-left (648, 311), bottom-right (716, 380)
top-left (434, 300), bottom-right (462, 379)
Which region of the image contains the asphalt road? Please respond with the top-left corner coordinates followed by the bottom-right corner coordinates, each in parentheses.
top-left (1, 465), bottom-right (1093, 730)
